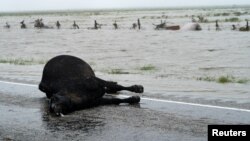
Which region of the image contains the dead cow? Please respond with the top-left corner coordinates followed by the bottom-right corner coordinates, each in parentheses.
top-left (39, 55), bottom-right (143, 116)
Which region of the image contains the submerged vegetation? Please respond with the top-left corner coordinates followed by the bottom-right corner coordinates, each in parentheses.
top-left (224, 17), bottom-right (240, 22)
top-left (139, 64), bottom-right (156, 71)
top-left (197, 76), bottom-right (216, 82)
top-left (105, 64), bottom-right (157, 75)
top-left (197, 75), bottom-right (249, 84)
top-left (214, 12), bottom-right (230, 16)
top-left (190, 16), bottom-right (240, 23)
top-left (237, 79), bottom-right (249, 84)
top-left (217, 76), bottom-right (233, 83)
top-left (108, 69), bottom-right (130, 74)
top-left (213, 11), bottom-right (248, 17)
top-left (233, 11), bottom-right (248, 16)
top-left (0, 58), bottom-right (47, 65)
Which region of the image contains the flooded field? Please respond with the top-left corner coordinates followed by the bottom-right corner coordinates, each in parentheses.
top-left (0, 6), bottom-right (250, 100)
top-left (1, 6), bottom-right (250, 141)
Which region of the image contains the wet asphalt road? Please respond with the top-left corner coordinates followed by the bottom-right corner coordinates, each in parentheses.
top-left (0, 81), bottom-right (250, 141)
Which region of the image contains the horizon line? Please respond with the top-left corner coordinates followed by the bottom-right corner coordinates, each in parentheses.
top-left (0, 4), bottom-right (250, 13)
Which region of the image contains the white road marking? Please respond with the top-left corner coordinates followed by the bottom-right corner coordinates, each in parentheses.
top-left (0, 80), bottom-right (37, 88)
top-left (1, 80), bottom-right (250, 113)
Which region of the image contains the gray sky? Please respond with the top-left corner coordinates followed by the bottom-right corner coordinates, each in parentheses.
top-left (0, 0), bottom-right (249, 12)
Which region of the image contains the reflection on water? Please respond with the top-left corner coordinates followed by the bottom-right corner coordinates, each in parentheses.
top-left (40, 98), bottom-right (106, 133)
top-left (42, 114), bottom-right (105, 133)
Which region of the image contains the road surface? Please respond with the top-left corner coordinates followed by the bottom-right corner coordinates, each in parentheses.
top-left (0, 80), bottom-right (250, 141)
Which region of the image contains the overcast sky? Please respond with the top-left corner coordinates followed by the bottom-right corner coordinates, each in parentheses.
top-left (0, 0), bottom-right (249, 12)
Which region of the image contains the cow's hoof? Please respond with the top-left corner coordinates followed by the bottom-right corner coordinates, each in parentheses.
top-left (128, 96), bottom-right (140, 104)
top-left (132, 85), bottom-right (144, 93)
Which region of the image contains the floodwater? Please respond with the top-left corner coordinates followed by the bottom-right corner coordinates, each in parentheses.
top-left (0, 7), bottom-right (250, 99)
top-left (0, 7), bottom-right (250, 140)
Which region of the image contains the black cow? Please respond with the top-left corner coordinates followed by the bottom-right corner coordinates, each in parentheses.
top-left (39, 55), bottom-right (143, 116)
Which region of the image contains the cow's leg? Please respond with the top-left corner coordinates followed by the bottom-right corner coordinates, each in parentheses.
top-left (97, 96), bottom-right (140, 105)
top-left (90, 77), bottom-right (143, 94)
top-left (105, 84), bottom-right (144, 94)
top-left (94, 77), bottom-right (143, 94)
